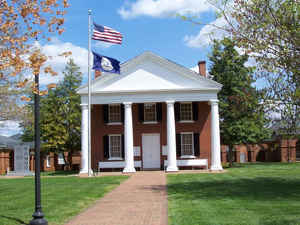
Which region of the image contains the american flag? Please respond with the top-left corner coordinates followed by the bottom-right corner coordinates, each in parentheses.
top-left (92, 23), bottom-right (122, 45)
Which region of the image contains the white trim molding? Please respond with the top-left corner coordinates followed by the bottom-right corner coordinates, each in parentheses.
top-left (99, 161), bottom-right (141, 169)
top-left (180, 132), bottom-right (195, 157)
top-left (80, 91), bottom-right (218, 105)
top-left (108, 134), bottom-right (122, 160)
top-left (164, 159), bottom-right (208, 170)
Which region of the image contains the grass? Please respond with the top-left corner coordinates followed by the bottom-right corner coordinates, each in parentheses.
top-left (0, 175), bottom-right (128, 225)
top-left (167, 163), bottom-right (300, 225)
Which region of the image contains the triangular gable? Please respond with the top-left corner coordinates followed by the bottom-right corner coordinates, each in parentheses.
top-left (77, 51), bottom-right (222, 95)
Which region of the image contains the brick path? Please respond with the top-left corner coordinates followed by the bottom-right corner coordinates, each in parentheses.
top-left (65, 171), bottom-right (168, 225)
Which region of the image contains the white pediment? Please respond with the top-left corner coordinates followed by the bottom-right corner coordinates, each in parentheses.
top-left (77, 52), bottom-right (221, 95)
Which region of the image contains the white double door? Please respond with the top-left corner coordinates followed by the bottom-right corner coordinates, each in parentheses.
top-left (142, 134), bottom-right (161, 169)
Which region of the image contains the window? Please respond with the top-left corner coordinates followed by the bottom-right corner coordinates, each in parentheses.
top-left (109, 104), bottom-right (121, 123)
top-left (109, 135), bottom-right (122, 160)
top-left (180, 103), bottom-right (193, 121)
top-left (46, 155), bottom-right (51, 168)
top-left (58, 153), bottom-right (65, 165)
top-left (144, 103), bottom-right (156, 122)
top-left (181, 133), bottom-right (194, 157)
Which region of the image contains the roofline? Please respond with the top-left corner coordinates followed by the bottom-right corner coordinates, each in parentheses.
top-left (77, 51), bottom-right (223, 94)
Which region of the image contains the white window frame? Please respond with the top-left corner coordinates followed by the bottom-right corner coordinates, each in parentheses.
top-left (108, 134), bottom-right (123, 160)
top-left (58, 153), bottom-right (65, 165)
top-left (179, 102), bottom-right (194, 122)
top-left (143, 103), bottom-right (157, 123)
top-left (180, 132), bottom-right (196, 158)
top-left (46, 155), bottom-right (51, 168)
top-left (108, 104), bottom-right (122, 125)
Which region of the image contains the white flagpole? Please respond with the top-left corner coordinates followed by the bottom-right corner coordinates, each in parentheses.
top-left (88, 9), bottom-right (92, 177)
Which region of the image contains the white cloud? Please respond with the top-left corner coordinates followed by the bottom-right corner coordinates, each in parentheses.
top-left (184, 16), bottom-right (228, 48)
top-left (25, 38), bottom-right (88, 86)
top-left (0, 120), bottom-right (21, 137)
top-left (37, 38), bottom-right (88, 85)
top-left (190, 65), bottom-right (199, 73)
top-left (118, 0), bottom-right (214, 19)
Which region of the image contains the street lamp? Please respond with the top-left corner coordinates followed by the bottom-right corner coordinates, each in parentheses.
top-left (30, 71), bottom-right (48, 225)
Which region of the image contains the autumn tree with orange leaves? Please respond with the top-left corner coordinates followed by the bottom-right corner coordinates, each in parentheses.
top-left (0, 0), bottom-right (71, 122)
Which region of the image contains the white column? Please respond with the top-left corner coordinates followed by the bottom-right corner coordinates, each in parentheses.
top-left (166, 100), bottom-right (178, 172)
top-left (209, 100), bottom-right (223, 171)
top-left (123, 102), bottom-right (136, 173)
top-left (80, 104), bottom-right (88, 174)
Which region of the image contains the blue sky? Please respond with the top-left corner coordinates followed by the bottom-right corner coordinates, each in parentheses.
top-left (62, 0), bottom-right (216, 68)
top-left (1, 0), bottom-right (228, 136)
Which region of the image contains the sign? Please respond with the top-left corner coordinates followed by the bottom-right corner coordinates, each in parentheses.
top-left (8, 145), bottom-right (33, 176)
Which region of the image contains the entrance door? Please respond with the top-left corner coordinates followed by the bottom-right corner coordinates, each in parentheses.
top-left (142, 134), bottom-right (160, 169)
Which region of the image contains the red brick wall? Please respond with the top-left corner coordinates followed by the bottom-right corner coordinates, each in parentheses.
top-left (91, 102), bottom-right (212, 170)
top-left (41, 152), bottom-right (56, 172)
top-left (221, 139), bottom-right (299, 164)
top-left (0, 150), bottom-right (13, 174)
top-left (279, 139), bottom-right (298, 162)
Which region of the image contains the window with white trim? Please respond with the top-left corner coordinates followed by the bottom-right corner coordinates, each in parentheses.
top-left (144, 103), bottom-right (156, 122)
top-left (109, 104), bottom-right (121, 123)
top-left (181, 133), bottom-right (194, 156)
top-left (58, 153), bottom-right (65, 165)
top-left (109, 135), bottom-right (122, 159)
top-left (180, 103), bottom-right (193, 121)
top-left (46, 155), bottom-right (51, 168)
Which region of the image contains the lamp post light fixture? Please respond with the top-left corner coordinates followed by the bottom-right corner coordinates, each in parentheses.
top-left (29, 72), bottom-right (48, 225)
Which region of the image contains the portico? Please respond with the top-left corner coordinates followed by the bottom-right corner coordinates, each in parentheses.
top-left (77, 52), bottom-right (223, 173)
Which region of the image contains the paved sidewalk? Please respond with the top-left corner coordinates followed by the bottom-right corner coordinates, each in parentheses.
top-left (66, 171), bottom-right (168, 225)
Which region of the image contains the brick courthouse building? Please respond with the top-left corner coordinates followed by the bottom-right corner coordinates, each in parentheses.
top-left (77, 52), bottom-right (224, 173)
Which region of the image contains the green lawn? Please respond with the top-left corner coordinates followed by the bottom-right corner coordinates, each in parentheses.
top-left (0, 175), bottom-right (128, 225)
top-left (168, 163), bottom-right (300, 225)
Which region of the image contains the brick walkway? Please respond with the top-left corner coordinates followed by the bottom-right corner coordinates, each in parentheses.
top-left (65, 171), bottom-right (168, 225)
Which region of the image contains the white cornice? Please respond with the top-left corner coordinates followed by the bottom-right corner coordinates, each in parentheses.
top-left (80, 88), bottom-right (218, 95)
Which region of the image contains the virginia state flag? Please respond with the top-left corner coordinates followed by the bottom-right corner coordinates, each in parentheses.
top-left (92, 51), bottom-right (120, 74)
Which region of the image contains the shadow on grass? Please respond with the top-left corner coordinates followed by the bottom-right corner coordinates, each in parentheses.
top-left (0, 215), bottom-right (28, 225)
top-left (228, 162), bottom-right (297, 168)
top-left (168, 177), bottom-right (300, 201)
top-left (41, 170), bottom-right (78, 176)
top-left (260, 219), bottom-right (300, 225)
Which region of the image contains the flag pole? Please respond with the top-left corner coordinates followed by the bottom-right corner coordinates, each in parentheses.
top-left (88, 9), bottom-right (92, 177)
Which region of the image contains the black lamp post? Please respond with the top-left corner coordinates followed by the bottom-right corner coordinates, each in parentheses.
top-left (30, 72), bottom-right (48, 225)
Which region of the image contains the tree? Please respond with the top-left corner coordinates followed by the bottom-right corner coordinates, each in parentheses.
top-left (217, 0), bottom-right (299, 76)
top-left (183, 0), bottom-right (300, 139)
top-left (217, 0), bottom-right (300, 140)
top-left (209, 38), bottom-right (270, 166)
top-left (41, 59), bottom-right (82, 166)
top-left (22, 59), bottom-right (82, 167)
top-left (0, 73), bottom-right (26, 121)
top-left (0, 0), bottom-right (70, 119)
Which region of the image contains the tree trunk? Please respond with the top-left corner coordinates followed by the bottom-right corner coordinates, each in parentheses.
top-left (67, 152), bottom-right (72, 170)
top-left (287, 139), bottom-right (290, 163)
top-left (61, 152), bottom-right (68, 170)
top-left (229, 145), bottom-right (234, 167)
